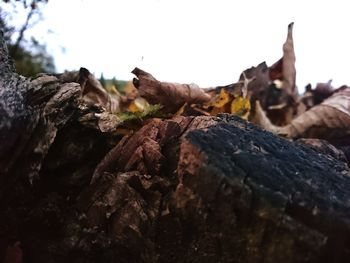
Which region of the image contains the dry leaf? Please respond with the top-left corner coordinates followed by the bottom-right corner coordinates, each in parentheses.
top-left (213, 88), bottom-right (230, 108)
top-left (132, 67), bottom-right (211, 113)
top-left (239, 62), bottom-right (270, 116)
top-left (127, 97), bottom-right (149, 113)
top-left (255, 88), bottom-right (350, 139)
top-left (241, 72), bottom-right (254, 99)
top-left (231, 72), bottom-right (252, 119)
top-left (282, 22), bottom-right (296, 96)
top-left (265, 22), bottom-right (297, 125)
top-left (207, 87), bottom-right (251, 119)
top-left (208, 88), bottom-right (232, 115)
top-left (269, 57), bottom-right (283, 81)
top-left (313, 80), bottom-right (334, 105)
top-left (248, 23), bottom-right (297, 125)
top-left (231, 96), bottom-right (251, 120)
top-left (78, 68), bottom-right (120, 113)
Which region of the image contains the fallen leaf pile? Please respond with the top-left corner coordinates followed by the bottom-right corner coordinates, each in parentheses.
top-left (74, 22), bottom-right (350, 164)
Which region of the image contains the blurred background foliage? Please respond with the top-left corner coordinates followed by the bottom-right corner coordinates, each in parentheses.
top-left (0, 0), bottom-right (128, 94)
top-left (0, 0), bottom-right (55, 76)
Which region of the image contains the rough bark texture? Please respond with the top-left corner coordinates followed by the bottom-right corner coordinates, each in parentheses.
top-left (167, 115), bottom-right (350, 263)
top-left (2, 33), bottom-right (350, 263)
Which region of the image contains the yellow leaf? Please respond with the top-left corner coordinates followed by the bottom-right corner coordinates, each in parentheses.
top-left (213, 88), bottom-right (230, 108)
top-left (231, 96), bottom-right (251, 119)
top-left (127, 98), bottom-right (149, 113)
top-left (128, 102), bottom-right (140, 113)
top-left (208, 88), bottom-right (232, 115)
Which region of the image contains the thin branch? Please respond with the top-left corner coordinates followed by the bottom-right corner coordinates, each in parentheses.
top-left (10, 1), bottom-right (36, 55)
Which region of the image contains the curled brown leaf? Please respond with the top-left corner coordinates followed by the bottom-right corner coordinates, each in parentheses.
top-left (132, 67), bottom-right (211, 113)
top-left (79, 68), bottom-right (120, 113)
top-left (55, 68), bottom-right (121, 113)
top-left (282, 22), bottom-right (296, 96)
top-left (255, 88), bottom-right (350, 140)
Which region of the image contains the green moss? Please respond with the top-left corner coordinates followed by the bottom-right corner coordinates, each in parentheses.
top-left (117, 104), bottom-right (164, 121)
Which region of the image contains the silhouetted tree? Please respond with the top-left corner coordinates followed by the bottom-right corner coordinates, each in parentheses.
top-left (0, 0), bottom-right (55, 76)
top-left (99, 73), bottom-right (106, 88)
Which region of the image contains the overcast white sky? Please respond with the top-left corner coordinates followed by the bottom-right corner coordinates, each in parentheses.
top-left (8, 0), bottom-right (350, 90)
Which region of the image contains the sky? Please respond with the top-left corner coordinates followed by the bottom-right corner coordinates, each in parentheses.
top-left (6, 0), bottom-right (350, 90)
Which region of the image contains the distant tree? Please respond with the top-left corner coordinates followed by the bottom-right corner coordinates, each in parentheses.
top-left (99, 73), bottom-right (106, 88)
top-left (0, 0), bottom-right (55, 76)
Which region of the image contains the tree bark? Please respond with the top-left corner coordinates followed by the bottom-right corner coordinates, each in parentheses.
top-left (1, 32), bottom-right (350, 263)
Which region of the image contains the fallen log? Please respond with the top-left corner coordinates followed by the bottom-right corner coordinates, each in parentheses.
top-left (1, 32), bottom-right (350, 263)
